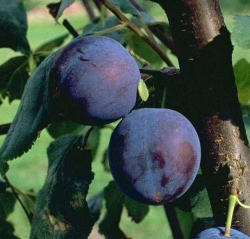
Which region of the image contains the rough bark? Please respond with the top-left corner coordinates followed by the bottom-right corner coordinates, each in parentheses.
top-left (153, 0), bottom-right (250, 235)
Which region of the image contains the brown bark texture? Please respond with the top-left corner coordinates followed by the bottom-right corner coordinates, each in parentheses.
top-left (153, 0), bottom-right (250, 235)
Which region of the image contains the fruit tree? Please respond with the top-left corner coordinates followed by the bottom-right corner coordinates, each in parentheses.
top-left (1, 0), bottom-right (250, 238)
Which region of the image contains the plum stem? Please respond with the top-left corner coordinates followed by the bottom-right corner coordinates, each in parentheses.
top-left (224, 194), bottom-right (238, 237)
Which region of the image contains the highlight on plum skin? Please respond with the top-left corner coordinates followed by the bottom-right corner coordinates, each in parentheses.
top-left (108, 108), bottom-right (201, 205)
top-left (49, 35), bottom-right (141, 126)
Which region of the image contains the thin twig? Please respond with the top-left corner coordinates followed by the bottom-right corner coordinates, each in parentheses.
top-left (82, 0), bottom-right (96, 21)
top-left (0, 123), bottom-right (11, 135)
top-left (129, 0), bottom-right (177, 55)
top-left (4, 176), bottom-right (33, 224)
top-left (63, 19), bottom-right (79, 38)
top-left (98, 0), bottom-right (174, 66)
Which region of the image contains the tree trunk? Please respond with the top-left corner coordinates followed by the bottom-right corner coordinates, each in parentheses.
top-left (153, 0), bottom-right (250, 235)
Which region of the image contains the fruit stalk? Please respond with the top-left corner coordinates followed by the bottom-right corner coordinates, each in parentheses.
top-left (152, 0), bottom-right (250, 235)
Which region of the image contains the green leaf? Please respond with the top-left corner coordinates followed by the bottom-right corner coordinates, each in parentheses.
top-left (0, 192), bottom-right (16, 219)
top-left (190, 188), bottom-right (212, 219)
top-left (30, 134), bottom-right (94, 239)
top-left (174, 174), bottom-right (212, 218)
top-left (35, 33), bottom-right (69, 53)
top-left (87, 191), bottom-right (104, 223)
top-left (0, 56), bottom-right (29, 103)
top-left (125, 31), bottom-right (164, 67)
top-left (234, 59), bottom-right (250, 104)
top-left (46, 121), bottom-right (85, 139)
top-left (47, 0), bottom-right (75, 21)
top-left (109, 0), bottom-right (139, 16)
top-left (82, 16), bottom-right (125, 42)
top-left (99, 181), bottom-right (128, 239)
top-left (0, 192), bottom-right (19, 238)
top-left (0, 0), bottom-right (30, 55)
top-left (231, 14), bottom-right (250, 49)
top-left (124, 196), bottom-right (149, 223)
top-left (0, 218), bottom-right (19, 239)
top-left (47, 124), bottom-right (100, 158)
top-left (0, 179), bottom-right (7, 193)
top-left (0, 51), bottom-right (60, 171)
top-left (138, 79), bottom-right (149, 101)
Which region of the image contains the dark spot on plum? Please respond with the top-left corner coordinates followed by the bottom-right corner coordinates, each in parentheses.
top-left (76, 48), bottom-right (84, 54)
top-left (91, 63), bottom-right (97, 68)
top-left (78, 56), bottom-right (89, 62)
top-left (153, 152), bottom-right (166, 169)
top-left (161, 174), bottom-right (170, 187)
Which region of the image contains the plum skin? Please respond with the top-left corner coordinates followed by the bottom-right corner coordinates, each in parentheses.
top-left (49, 35), bottom-right (140, 125)
top-left (194, 227), bottom-right (250, 238)
top-left (108, 108), bottom-right (201, 205)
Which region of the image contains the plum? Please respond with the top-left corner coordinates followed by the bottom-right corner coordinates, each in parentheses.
top-left (49, 35), bottom-right (140, 125)
top-left (108, 108), bottom-right (201, 205)
top-left (194, 227), bottom-right (250, 238)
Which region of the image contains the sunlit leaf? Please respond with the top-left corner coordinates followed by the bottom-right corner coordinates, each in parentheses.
top-left (234, 59), bottom-right (250, 104)
top-left (231, 14), bottom-right (250, 49)
top-left (126, 31), bottom-right (164, 67)
top-left (138, 79), bottom-right (149, 101)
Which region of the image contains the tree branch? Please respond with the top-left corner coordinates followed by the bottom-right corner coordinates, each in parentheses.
top-left (153, 0), bottom-right (250, 235)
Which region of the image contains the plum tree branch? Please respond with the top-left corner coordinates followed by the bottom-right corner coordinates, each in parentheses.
top-left (98, 0), bottom-right (174, 66)
top-left (152, 0), bottom-right (250, 235)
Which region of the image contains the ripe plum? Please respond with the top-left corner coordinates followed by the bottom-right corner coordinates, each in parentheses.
top-left (194, 227), bottom-right (250, 238)
top-left (108, 108), bottom-right (201, 205)
top-left (49, 35), bottom-right (140, 125)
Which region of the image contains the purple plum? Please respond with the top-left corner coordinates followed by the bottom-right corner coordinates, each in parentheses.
top-left (49, 35), bottom-right (140, 125)
top-left (194, 227), bottom-right (250, 239)
top-left (108, 108), bottom-right (201, 205)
